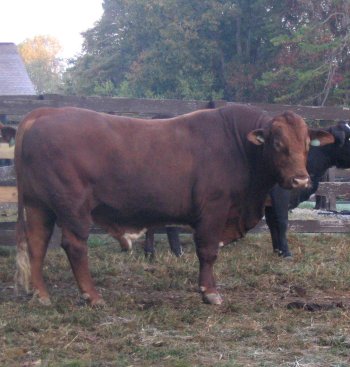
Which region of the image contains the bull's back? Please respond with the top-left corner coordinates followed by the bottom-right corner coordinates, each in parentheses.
top-left (16, 108), bottom-right (201, 219)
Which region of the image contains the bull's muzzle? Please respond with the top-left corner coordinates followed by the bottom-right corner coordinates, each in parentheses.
top-left (291, 175), bottom-right (310, 189)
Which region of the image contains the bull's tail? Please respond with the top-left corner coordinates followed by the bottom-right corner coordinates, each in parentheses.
top-left (15, 194), bottom-right (31, 293)
top-left (7, 121), bottom-right (32, 293)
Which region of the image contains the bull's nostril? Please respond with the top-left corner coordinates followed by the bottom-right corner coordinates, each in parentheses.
top-left (292, 177), bottom-right (310, 188)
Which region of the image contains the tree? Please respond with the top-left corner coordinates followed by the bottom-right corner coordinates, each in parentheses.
top-left (257, 0), bottom-right (350, 106)
top-left (65, 0), bottom-right (279, 101)
top-left (64, 0), bottom-right (350, 106)
top-left (19, 35), bottom-right (65, 94)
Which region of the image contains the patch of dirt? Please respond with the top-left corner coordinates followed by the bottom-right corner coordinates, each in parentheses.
top-left (287, 300), bottom-right (345, 311)
top-left (289, 207), bottom-right (350, 221)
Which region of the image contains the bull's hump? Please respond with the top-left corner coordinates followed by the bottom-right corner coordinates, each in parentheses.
top-left (21, 117), bottom-right (37, 133)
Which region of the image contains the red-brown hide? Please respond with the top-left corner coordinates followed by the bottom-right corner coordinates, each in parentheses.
top-left (13, 104), bottom-right (333, 305)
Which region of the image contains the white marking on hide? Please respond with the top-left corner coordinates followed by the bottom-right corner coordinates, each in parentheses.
top-left (219, 242), bottom-right (224, 248)
top-left (121, 228), bottom-right (147, 250)
top-left (200, 286), bottom-right (207, 292)
top-left (122, 228), bottom-right (147, 241)
top-left (345, 123), bottom-right (350, 131)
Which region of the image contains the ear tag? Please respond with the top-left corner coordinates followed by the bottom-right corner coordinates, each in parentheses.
top-left (9, 137), bottom-right (15, 147)
top-left (257, 135), bottom-right (265, 144)
top-left (310, 139), bottom-right (320, 146)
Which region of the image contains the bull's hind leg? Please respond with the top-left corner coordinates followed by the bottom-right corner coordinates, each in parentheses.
top-left (61, 225), bottom-right (105, 306)
top-left (25, 205), bottom-right (56, 305)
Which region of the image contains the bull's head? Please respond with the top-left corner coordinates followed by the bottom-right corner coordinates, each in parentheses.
top-left (247, 111), bottom-right (334, 189)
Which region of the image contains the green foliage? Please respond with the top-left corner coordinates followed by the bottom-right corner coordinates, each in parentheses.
top-left (63, 0), bottom-right (350, 106)
top-left (93, 80), bottom-right (118, 96)
top-left (64, 0), bottom-right (276, 101)
top-left (258, 0), bottom-right (350, 105)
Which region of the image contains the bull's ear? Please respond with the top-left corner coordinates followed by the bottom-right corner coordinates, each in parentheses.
top-left (329, 127), bottom-right (345, 147)
top-left (309, 129), bottom-right (335, 147)
top-left (247, 129), bottom-right (265, 145)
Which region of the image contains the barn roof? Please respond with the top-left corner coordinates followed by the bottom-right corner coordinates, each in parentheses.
top-left (0, 43), bottom-right (36, 95)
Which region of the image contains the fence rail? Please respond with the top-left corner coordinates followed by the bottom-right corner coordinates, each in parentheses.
top-left (0, 217), bottom-right (350, 247)
top-left (1, 94), bottom-right (350, 121)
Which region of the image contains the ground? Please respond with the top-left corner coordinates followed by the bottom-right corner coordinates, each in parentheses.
top-left (1, 231), bottom-right (350, 367)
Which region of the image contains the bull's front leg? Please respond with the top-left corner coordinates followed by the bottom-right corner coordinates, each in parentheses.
top-left (194, 217), bottom-right (225, 305)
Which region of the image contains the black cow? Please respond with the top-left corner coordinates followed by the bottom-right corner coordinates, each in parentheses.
top-left (144, 226), bottom-right (183, 257)
top-left (265, 121), bottom-right (350, 258)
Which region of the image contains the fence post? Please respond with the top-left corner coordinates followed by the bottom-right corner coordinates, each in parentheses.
top-left (315, 168), bottom-right (337, 211)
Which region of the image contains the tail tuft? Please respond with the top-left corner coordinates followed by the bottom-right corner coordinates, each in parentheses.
top-left (15, 239), bottom-right (31, 293)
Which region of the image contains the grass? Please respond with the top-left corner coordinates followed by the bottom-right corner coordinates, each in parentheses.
top-left (1, 232), bottom-right (350, 366)
top-left (298, 201), bottom-right (350, 211)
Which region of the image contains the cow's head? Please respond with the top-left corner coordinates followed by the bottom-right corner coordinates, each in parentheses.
top-left (328, 121), bottom-right (350, 169)
top-left (247, 111), bottom-right (334, 189)
top-left (0, 124), bottom-right (17, 146)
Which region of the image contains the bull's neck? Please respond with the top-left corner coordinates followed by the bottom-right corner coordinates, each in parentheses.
top-left (244, 145), bottom-right (276, 221)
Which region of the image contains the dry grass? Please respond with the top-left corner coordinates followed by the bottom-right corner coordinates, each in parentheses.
top-left (1, 232), bottom-right (350, 366)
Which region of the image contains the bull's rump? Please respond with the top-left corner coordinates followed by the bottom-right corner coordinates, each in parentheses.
top-left (17, 107), bottom-right (235, 226)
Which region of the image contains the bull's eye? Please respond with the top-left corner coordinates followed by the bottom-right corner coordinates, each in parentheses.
top-left (273, 139), bottom-right (283, 151)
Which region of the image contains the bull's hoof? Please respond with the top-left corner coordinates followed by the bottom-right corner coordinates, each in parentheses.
top-left (202, 292), bottom-right (223, 305)
top-left (30, 291), bottom-right (52, 306)
top-left (37, 297), bottom-right (52, 306)
top-left (81, 293), bottom-right (106, 307)
top-left (91, 298), bottom-right (106, 308)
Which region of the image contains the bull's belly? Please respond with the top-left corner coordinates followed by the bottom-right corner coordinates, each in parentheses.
top-left (91, 202), bottom-right (193, 229)
top-left (222, 215), bottom-right (262, 245)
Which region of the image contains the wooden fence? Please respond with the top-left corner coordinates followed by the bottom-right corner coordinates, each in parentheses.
top-left (1, 94), bottom-right (350, 121)
top-left (0, 94), bottom-right (350, 246)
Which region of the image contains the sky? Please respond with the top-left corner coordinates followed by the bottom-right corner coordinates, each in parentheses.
top-left (0, 0), bottom-right (104, 59)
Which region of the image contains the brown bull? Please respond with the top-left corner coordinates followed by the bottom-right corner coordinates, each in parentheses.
top-left (11, 104), bottom-right (333, 306)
